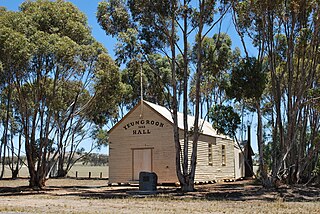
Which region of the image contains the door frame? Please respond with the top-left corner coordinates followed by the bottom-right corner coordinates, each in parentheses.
top-left (131, 147), bottom-right (154, 180)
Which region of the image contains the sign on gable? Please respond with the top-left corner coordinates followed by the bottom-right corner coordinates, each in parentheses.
top-left (123, 119), bottom-right (165, 135)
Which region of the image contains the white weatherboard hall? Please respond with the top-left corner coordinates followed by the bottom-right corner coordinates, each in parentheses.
top-left (108, 100), bottom-right (244, 184)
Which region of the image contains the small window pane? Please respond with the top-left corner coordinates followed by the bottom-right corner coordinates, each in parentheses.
top-left (222, 145), bottom-right (226, 166)
top-left (208, 143), bottom-right (213, 166)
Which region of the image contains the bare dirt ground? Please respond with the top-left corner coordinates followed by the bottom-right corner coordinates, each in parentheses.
top-left (1, 178), bottom-right (320, 213)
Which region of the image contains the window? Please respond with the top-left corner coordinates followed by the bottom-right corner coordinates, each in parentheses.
top-left (222, 145), bottom-right (226, 166)
top-left (208, 143), bottom-right (213, 166)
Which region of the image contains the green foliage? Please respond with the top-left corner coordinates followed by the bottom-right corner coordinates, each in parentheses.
top-left (0, 27), bottom-right (32, 72)
top-left (193, 33), bottom-right (234, 76)
top-left (115, 28), bottom-right (140, 65)
top-left (81, 153), bottom-right (108, 166)
top-left (97, 0), bottom-right (174, 63)
top-left (191, 0), bottom-right (216, 27)
top-left (227, 57), bottom-right (266, 103)
top-left (88, 53), bottom-right (122, 126)
top-left (127, 0), bottom-right (173, 53)
top-left (97, 0), bottom-right (140, 64)
top-left (190, 33), bottom-right (239, 104)
top-left (0, 0), bottom-right (121, 187)
top-left (307, 88), bottom-right (320, 112)
top-left (91, 128), bottom-right (109, 150)
top-left (208, 104), bottom-right (240, 138)
top-left (97, 0), bottom-right (131, 37)
top-left (312, 161), bottom-right (320, 177)
top-left (262, 142), bottom-right (273, 170)
top-left (120, 54), bottom-right (172, 109)
top-left (20, 0), bottom-right (91, 44)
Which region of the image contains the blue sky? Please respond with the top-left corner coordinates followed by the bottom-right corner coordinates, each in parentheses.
top-left (1, 0), bottom-right (258, 153)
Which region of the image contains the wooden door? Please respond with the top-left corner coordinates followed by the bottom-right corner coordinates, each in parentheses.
top-left (132, 149), bottom-right (152, 180)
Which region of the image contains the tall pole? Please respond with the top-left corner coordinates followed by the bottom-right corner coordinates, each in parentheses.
top-left (139, 58), bottom-right (144, 119)
top-left (140, 61), bottom-right (143, 102)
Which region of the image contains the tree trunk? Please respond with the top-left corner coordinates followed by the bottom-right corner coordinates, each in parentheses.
top-left (257, 103), bottom-right (272, 187)
top-left (0, 141), bottom-right (2, 178)
top-left (0, 86), bottom-right (11, 178)
top-left (24, 112), bottom-right (47, 189)
top-left (185, 0), bottom-right (206, 192)
top-left (181, 0), bottom-right (193, 192)
top-left (10, 132), bottom-right (19, 179)
top-left (57, 168), bottom-right (68, 177)
top-left (0, 142), bottom-right (6, 178)
top-left (168, 2), bottom-right (183, 190)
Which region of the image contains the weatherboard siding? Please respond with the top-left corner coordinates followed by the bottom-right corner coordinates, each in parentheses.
top-left (191, 138), bottom-right (235, 182)
top-left (109, 101), bottom-right (241, 184)
top-left (109, 103), bottom-right (177, 183)
top-left (234, 147), bottom-right (245, 179)
top-left (179, 135), bottom-right (236, 182)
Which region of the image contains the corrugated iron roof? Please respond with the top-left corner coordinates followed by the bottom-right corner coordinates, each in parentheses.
top-left (144, 100), bottom-right (229, 139)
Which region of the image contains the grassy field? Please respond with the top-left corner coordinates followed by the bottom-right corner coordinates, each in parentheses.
top-left (2, 165), bottom-right (109, 179)
top-left (67, 164), bottom-right (108, 179)
top-left (0, 178), bottom-right (319, 213)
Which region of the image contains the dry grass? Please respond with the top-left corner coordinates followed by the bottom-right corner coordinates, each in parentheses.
top-left (68, 164), bottom-right (108, 178)
top-left (1, 196), bottom-right (319, 214)
top-left (0, 178), bottom-right (319, 214)
top-left (2, 165), bottom-right (109, 179)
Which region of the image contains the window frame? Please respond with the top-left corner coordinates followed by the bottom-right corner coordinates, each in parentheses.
top-left (221, 144), bottom-right (226, 166)
top-left (208, 143), bottom-right (213, 166)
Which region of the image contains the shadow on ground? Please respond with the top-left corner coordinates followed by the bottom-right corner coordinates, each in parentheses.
top-left (0, 186), bottom-right (55, 197)
top-left (1, 179), bottom-right (319, 202)
top-left (201, 181), bottom-right (320, 202)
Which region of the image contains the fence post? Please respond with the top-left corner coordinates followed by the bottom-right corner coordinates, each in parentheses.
top-left (100, 172), bottom-right (102, 179)
top-left (89, 172), bottom-right (91, 179)
top-left (76, 171), bottom-right (78, 178)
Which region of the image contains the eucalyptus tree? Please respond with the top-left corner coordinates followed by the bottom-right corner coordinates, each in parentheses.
top-left (189, 33), bottom-right (240, 118)
top-left (232, 0), bottom-right (320, 185)
top-left (97, 0), bottom-right (230, 191)
top-left (227, 57), bottom-right (268, 185)
top-left (120, 54), bottom-right (172, 111)
top-left (0, 0), bottom-right (121, 188)
top-left (0, 7), bottom-right (32, 178)
top-left (208, 104), bottom-right (241, 138)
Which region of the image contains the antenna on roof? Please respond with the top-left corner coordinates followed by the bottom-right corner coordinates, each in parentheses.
top-left (140, 56), bottom-right (144, 119)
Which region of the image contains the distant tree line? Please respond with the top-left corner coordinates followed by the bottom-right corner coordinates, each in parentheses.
top-left (81, 153), bottom-right (108, 166)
